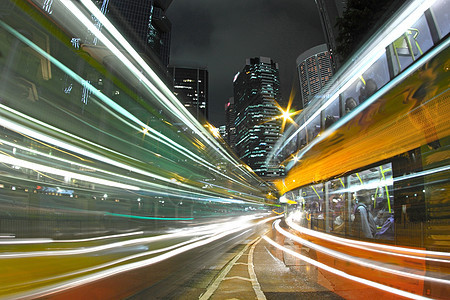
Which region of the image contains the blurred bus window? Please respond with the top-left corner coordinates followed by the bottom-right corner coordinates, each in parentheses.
top-left (297, 127), bottom-right (307, 151)
top-left (359, 52), bottom-right (390, 102)
top-left (306, 115), bottom-right (321, 143)
top-left (430, 0), bottom-right (450, 38)
top-left (323, 96), bottom-right (340, 129)
top-left (392, 14), bottom-right (434, 72)
top-left (301, 183), bottom-right (324, 231)
top-left (342, 79), bottom-right (361, 114)
top-left (326, 178), bottom-right (346, 235)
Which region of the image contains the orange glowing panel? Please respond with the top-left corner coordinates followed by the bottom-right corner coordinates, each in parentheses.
top-left (275, 47), bottom-right (450, 194)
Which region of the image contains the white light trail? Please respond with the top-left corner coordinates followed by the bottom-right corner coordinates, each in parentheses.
top-left (0, 137), bottom-right (262, 205)
top-left (0, 153), bottom-right (140, 191)
top-left (267, 0), bottom-right (439, 165)
top-left (0, 231), bottom-right (144, 245)
top-left (0, 229), bottom-right (201, 258)
top-left (263, 235), bottom-right (432, 300)
top-left (0, 19), bottom-right (265, 201)
top-left (10, 215), bottom-right (277, 299)
top-left (76, 0), bottom-right (265, 184)
top-left (57, 1), bottom-right (262, 188)
top-left (394, 165), bottom-right (450, 182)
top-left (274, 220), bottom-right (450, 285)
top-left (0, 107), bottom-right (179, 187)
top-left (286, 218), bottom-right (450, 262)
top-left (4, 235), bottom-right (213, 293)
top-left (0, 238), bottom-right (53, 245)
top-left (0, 136), bottom-right (262, 204)
top-left (0, 214), bottom-right (275, 258)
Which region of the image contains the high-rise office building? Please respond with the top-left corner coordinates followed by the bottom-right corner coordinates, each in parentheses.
top-left (233, 57), bottom-right (284, 178)
top-left (218, 125), bottom-right (227, 140)
top-left (315, 0), bottom-right (346, 70)
top-left (225, 97), bottom-right (236, 150)
top-left (93, 0), bottom-right (172, 67)
top-left (296, 44), bottom-right (333, 108)
top-left (169, 66), bottom-right (208, 123)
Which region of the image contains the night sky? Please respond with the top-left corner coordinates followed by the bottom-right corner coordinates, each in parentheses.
top-left (167, 0), bottom-right (325, 127)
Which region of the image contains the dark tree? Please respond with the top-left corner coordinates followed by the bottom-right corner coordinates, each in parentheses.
top-left (336, 0), bottom-right (406, 62)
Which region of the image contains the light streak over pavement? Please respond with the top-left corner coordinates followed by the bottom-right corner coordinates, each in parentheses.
top-left (263, 235), bottom-right (432, 300)
top-left (286, 217), bottom-right (450, 262)
top-left (274, 219), bottom-right (450, 285)
top-left (8, 215), bottom-right (278, 299)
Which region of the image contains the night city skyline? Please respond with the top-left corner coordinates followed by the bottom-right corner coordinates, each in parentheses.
top-left (167, 0), bottom-right (325, 126)
top-left (1, 1), bottom-right (449, 299)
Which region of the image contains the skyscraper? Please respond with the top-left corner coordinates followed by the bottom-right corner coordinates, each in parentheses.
top-left (315, 0), bottom-right (346, 70)
top-left (233, 57), bottom-right (284, 178)
top-left (93, 0), bottom-right (172, 67)
top-left (218, 125), bottom-right (227, 140)
top-left (225, 97), bottom-right (236, 150)
top-left (296, 44), bottom-right (333, 109)
top-left (169, 66), bottom-right (208, 124)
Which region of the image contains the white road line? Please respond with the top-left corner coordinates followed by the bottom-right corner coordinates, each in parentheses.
top-left (248, 237), bottom-right (266, 300)
top-left (199, 235), bottom-right (262, 300)
top-left (224, 276), bottom-right (252, 281)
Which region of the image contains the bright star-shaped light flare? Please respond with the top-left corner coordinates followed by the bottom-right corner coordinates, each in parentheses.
top-left (275, 105), bottom-right (301, 133)
top-left (272, 85), bottom-right (302, 133)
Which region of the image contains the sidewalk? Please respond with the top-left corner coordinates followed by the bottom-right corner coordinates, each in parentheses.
top-left (200, 228), bottom-right (342, 300)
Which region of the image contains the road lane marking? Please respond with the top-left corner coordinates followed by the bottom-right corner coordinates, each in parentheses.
top-left (249, 237), bottom-right (266, 300)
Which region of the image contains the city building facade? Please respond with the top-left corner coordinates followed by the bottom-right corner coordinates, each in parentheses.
top-left (233, 57), bottom-right (284, 178)
top-left (218, 125), bottom-right (227, 140)
top-left (225, 97), bottom-right (236, 150)
top-left (93, 0), bottom-right (172, 67)
top-left (168, 66), bottom-right (208, 123)
top-left (296, 44), bottom-right (333, 109)
top-left (315, 0), bottom-right (347, 71)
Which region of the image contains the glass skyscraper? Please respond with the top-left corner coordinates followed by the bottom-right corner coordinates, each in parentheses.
top-left (225, 97), bottom-right (236, 150)
top-left (93, 0), bottom-right (172, 67)
top-left (169, 66), bottom-right (208, 124)
top-left (296, 44), bottom-right (333, 109)
top-left (315, 0), bottom-right (346, 71)
top-left (233, 57), bottom-right (284, 178)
